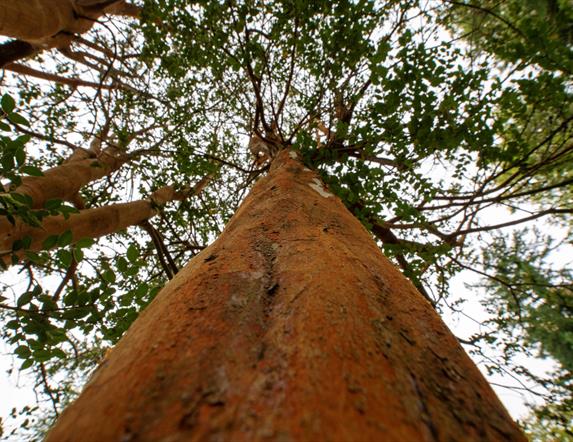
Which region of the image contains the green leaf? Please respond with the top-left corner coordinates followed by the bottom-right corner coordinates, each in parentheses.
top-left (20, 165), bottom-right (43, 176)
top-left (62, 308), bottom-right (90, 320)
top-left (44, 199), bottom-right (62, 210)
top-left (58, 230), bottom-right (73, 247)
top-left (58, 249), bottom-right (73, 267)
top-left (10, 192), bottom-right (33, 207)
top-left (125, 265), bottom-right (139, 276)
top-left (103, 269), bottom-right (116, 284)
top-left (40, 295), bottom-right (57, 311)
top-left (24, 251), bottom-right (45, 265)
top-left (17, 292), bottom-right (33, 307)
top-left (6, 320), bottom-right (19, 330)
top-left (52, 348), bottom-right (67, 359)
top-left (63, 291), bottom-right (78, 306)
top-left (76, 237), bottom-right (94, 249)
top-left (15, 345), bottom-right (31, 358)
top-left (7, 112), bottom-right (29, 126)
top-left (77, 289), bottom-right (91, 305)
top-left (134, 282), bottom-right (149, 298)
top-left (127, 244), bottom-right (139, 263)
top-left (16, 134), bottom-right (31, 144)
top-left (72, 248), bottom-right (84, 262)
top-left (11, 239), bottom-right (24, 251)
top-left (117, 256), bottom-right (128, 273)
top-left (20, 236), bottom-right (31, 249)
top-left (20, 359), bottom-right (33, 370)
top-left (1, 94), bottom-right (15, 113)
top-left (33, 349), bottom-right (52, 362)
top-left (58, 204), bottom-right (79, 219)
top-left (15, 146), bottom-right (25, 166)
top-left (42, 235), bottom-right (59, 250)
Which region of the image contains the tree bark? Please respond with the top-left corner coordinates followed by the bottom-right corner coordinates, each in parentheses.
top-left (10, 147), bottom-right (127, 209)
top-left (1, 197), bottom-right (152, 255)
top-left (0, 185), bottom-right (183, 264)
top-left (45, 149), bottom-right (525, 441)
top-left (0, 0), bottom-right (140, 46)
top-left (3, 63), bottom-right (120, 89)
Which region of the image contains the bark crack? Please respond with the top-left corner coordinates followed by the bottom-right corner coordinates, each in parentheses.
top-left (409, 371), bottom-right (439, 442)
top-left (253, 238), bottom-right (279, 320)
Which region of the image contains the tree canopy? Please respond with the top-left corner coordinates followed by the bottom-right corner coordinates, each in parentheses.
top-left (0, 0), bottom-right (571, 439)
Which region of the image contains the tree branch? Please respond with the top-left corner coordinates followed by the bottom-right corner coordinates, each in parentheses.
top-left (3, 63), bottom-right (118, 90)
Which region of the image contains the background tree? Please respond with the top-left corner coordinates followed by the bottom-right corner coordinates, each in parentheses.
top-left (0, 0), bottom-right (571, 438)
top-left (438, 1), bottom-right (573, 436)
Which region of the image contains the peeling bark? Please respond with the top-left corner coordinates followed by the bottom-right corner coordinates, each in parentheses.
top-left (45, 149), bottom-right (525, 442)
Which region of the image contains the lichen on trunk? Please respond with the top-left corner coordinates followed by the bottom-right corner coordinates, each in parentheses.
top-left (45, 149), bottom-right (525, 442)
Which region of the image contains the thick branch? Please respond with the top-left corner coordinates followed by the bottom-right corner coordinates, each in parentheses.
top-left (10, 147), bottom-right (128, 209)
top-left (0, 185), bottom-right (184, 264)
top-left (0, 40), bottom-right (36, 68)
top-left (1, 174), bottom-right (213, 265)
top-left (0, 0), bottom-right (141, 47)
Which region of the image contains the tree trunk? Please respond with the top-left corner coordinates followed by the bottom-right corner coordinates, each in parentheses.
top-left (45, 149), bottom-right (525, 441)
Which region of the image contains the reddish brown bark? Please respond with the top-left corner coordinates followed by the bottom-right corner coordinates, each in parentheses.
top-left (45, 149), bottom-right (525, 441)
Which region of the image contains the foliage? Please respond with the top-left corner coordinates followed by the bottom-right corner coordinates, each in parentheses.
top-left (524, 401), bottom-right (573, 441)
top-left (481, 231), bottom-right (572, 369)
top-left (438, 0), bottom-right (573, 223)
top-left (2, 339), bottom-right (107, 441)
